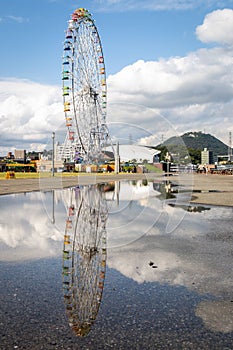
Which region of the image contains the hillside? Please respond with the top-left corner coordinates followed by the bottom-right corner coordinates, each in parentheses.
top-left (158, 132), bottom-right (228, 156)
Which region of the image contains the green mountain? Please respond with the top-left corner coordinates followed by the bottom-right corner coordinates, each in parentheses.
top-left (156, 132), bottom-right (228, 164)
top-left (163, 132), bottom-right (228, 154)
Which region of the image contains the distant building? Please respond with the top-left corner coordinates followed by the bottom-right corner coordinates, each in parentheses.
top-left (55, 141), bottom-right (74, 162)
top-left (27, 151), bottom-right (40, 161)
top-left (36, 159), bottom-right (64, 173)
top-left (201, 148), bottom-right (214, 165)
top-left (14, 149), bottom-right (26, 162)
top-left (0, 160), bottom-right (7, 172)
top-left (55, 140), bottom-right (82, 162)
top-left (6, 152), bottom-right (14, 159)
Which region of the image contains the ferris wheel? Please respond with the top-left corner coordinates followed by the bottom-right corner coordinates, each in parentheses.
top-left (62, 8), bottom-right (111, 164)
top-left (62, 185), bottom-right (108, 337)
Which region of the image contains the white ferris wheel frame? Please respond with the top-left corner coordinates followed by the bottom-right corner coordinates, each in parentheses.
top-left (62, 8), bottom-right (109, 164)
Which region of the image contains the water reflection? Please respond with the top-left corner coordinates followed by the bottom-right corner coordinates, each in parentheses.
top-left (0, 192), bottom-right (66, 260)
top-left (153, 180), bottom-right (177, 200)
top-left (168, 203), bottom-right (211, 212)
top-left (0, 180), bottom-right (232, 347)
top-left (62, 184), bottom-right (110, 336)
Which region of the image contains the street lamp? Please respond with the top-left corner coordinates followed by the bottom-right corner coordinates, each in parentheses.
top-left (52, 132), bottom-right (55, 177)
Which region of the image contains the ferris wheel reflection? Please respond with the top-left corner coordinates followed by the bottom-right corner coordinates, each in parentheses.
top-left (62, 184), bottom-right (112, 337)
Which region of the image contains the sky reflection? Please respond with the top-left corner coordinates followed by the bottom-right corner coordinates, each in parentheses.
top-left (0, 181), bottom-right (232, 298)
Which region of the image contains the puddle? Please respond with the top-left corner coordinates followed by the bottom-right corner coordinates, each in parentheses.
top-left (0, 180), bottom-right (232, 349)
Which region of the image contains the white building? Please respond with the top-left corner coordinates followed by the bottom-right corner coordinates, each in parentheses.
top-left (55, 140), bottom-right (82, 162)
top-left (108, 144), bottom-right (160, 163)
top-left (55, 141), bottom-right (160, 164)
top-left (55, 142), bottom-right (73, 161)
top-left (201, 148), bottom-right (214, 165)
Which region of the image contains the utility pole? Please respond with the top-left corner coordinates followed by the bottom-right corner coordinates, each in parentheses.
top-left (228, 131), bottom-right (232, 162)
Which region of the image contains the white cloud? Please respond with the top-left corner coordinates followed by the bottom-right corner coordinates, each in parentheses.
top-left (196, 9), bottom-right (233, 45)
top-left (0, 15), bottom-right (29, 24)
top-left (107, 9), bottom-right (233, 145)
top-left (0, 79), bottom-right (64, 154)
top-left (7, 15), bottom-right (28, 23)
top-left (108, 47), bottom-right (233, 108)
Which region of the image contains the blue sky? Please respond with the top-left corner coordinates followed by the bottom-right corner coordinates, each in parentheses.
top-left (0, 0), bottom-right (226, 83)
top-left (0, 0), bottom-right (233, 154)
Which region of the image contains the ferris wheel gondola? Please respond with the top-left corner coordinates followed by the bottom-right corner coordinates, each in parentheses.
top-left (62, 8), bottom-right (111, 164)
